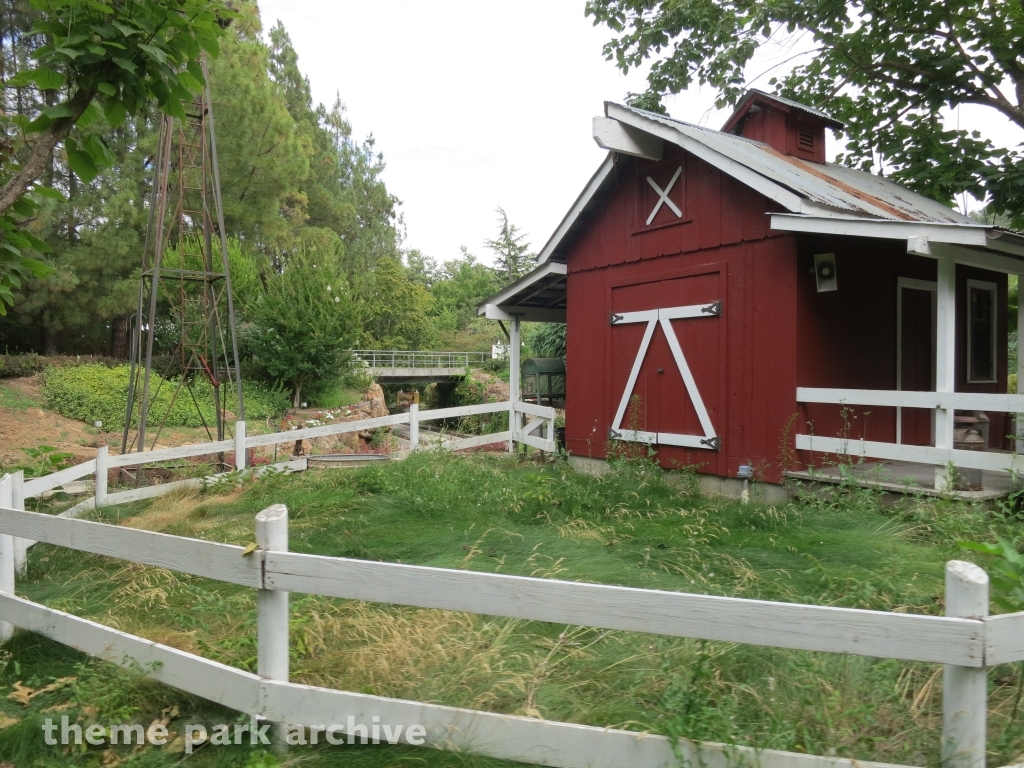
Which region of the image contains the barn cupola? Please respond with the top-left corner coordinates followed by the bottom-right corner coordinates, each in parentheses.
top-left (721, 89), bottom-right (843, 165)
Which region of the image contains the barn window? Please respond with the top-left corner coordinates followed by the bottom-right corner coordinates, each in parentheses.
top-left (797, 129), bottom-right (815, 150)
top-left (966, 280), bottom-right (997, 383)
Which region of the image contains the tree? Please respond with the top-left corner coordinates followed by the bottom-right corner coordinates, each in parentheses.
top-left (266, 25), bottom-right (402, 281)
top-left (359, 256), bottom-right (435, 349)
top-left (485, 207), bottom-right (534, 283)
top-left (0, 0), bottom-right (232, 313)
top-left (405, 248), bottom-right (440, 289)
top-left (206, 5), bottom-right (308, 253)
top-left (245, 252), bottom-right (359, 407)
top-left (528, 323), bottom-right (566, 361)
top-left (586, 0), bottom-right (1024, 228)
top-left (429, 246), bottom-right (500, 332)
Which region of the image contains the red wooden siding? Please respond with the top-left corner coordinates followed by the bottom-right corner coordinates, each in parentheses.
top-left (562, 145), bottom-right (1007, 483)
top-left (794, 238), bottom-right (1008, 464)
top-left (564, 145), bottom-right (798, 482)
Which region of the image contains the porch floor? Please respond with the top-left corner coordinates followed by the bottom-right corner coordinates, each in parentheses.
top-left (785, 459), bottom-right (1021, 501)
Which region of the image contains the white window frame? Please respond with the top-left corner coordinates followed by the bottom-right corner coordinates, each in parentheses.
top-left (965, 279), bottom-right (998, 384)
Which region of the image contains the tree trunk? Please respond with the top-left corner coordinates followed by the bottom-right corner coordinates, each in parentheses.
top-left (109, 315), bottom-right (129, 359)
top-left (42, 326), bottom-right (57, 356)
top-left (292, 380), bottom-right (303, 408)
top-left (0, 87), bottom-right (96, 214)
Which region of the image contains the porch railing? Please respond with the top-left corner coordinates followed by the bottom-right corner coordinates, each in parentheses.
top-left (796, 388), bottom-right (1024, 473)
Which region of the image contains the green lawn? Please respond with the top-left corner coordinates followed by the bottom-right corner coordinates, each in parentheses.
top-left (0, 381), bottom-right (38, 410)
top-left (0, 451), bottom-right (1021, 767)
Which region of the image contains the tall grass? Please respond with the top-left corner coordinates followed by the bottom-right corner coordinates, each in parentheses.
top-left (0, 450), bottom-right (1021, 767)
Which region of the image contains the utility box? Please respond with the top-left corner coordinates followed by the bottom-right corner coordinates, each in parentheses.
top-left (522, 358), bottom-right (566, 408)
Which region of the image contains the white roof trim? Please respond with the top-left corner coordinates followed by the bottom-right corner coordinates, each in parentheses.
top-left (771, 214), bottom-right (1024, 271)
top-left (769, 214), bottom-right (991, 246)
top-left (480, 305), bottom-right (567, 323)
top-left (537, 155), bottom-right (615, 264)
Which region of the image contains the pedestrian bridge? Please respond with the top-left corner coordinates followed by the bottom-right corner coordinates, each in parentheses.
top-left (351, 350), bottom-right (490, 383)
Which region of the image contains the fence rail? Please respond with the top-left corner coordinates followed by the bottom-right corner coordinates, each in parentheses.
top-left (21, 401), bottom-right (555, 502)
top-left (796, 387), bottom-right (1024, 473)
top-left (351, 349), bottom-right (491, 370)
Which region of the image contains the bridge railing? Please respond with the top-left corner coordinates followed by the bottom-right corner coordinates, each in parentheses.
top-left (351, 350), bottom-right (491, 370)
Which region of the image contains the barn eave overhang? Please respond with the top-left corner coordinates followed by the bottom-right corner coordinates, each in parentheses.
top-left (770, 214), bottom-right (1024, 274)
top-left (477, 261), bottom-right (568, 324)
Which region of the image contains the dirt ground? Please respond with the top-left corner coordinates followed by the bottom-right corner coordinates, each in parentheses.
top-left (0, 376), bottom-right (227, 471)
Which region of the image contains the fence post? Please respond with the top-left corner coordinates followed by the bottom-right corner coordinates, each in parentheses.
top-left (0, 475), bottom-right (15, 642)
top-left (409, 402), bottom-right (420, 451)
top-left (235, 421), bottom-right (247, 471)
top-left (11, 472), bottom-right (27, 577)
top-left (95, 445), bottom-right (108, 508)
top-left (942, 560), bottom-right (988, 768)
top-left (256, 504), bottom-right (288, 747)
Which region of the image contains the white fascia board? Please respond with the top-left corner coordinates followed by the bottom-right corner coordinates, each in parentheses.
top-left (773, 214), bottom-right (1024, 274)
top-left (537, 156), bottom-right (616, 264)
top-left (770, 214), bottom-right (991, 246)
top-left (478, 262), bottom-right (567, 312)
top-left (985, 229), bottom-right (1024, 258)
top-left (481, 304), bottom-right (567, 324)
top-left (604, 103), bottom-right (808, 216)
top-left (931, 243), bottom-right (1024, 275)
top-left (593, 116), bottom-right (663, 160)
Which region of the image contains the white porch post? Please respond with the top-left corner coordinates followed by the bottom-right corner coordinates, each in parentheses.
top-left (509, 315), bottom-right (522, 452)
top-left (1017, 274), bottom-right (1024, 454)
top-left (935, 257), bottom-right (956, 490)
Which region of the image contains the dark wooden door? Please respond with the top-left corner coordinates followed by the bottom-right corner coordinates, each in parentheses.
top-left (656, 273), bottom-right (722, 447)
top-left (898, 283), bottom-right (935, 445)
top-left (610, 271), bottom-right (723, 457)
top-left (610, 281), bottom-right (661, 439)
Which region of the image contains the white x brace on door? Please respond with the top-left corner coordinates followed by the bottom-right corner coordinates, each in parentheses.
top-left (609, 301), bottom-right (721, 451)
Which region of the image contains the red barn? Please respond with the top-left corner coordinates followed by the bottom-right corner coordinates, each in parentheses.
top-left (481, 92), bottom-right (1024, 498)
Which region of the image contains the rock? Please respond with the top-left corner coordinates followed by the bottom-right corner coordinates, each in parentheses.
top-left (285, 384), bottom-right (391, 455)
top-left (468, 371), bottom-right (509, 402)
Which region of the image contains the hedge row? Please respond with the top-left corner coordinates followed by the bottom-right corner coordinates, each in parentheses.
top-left (0, 353), bottom-right (132, 378)
top-left (42, 364), bottom-right (289, 430)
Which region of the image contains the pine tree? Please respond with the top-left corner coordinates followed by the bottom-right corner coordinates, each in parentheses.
top-left (485, 207), bottom-right (534, 283)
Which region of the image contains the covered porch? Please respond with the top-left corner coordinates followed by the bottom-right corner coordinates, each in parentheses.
top-left (782, 215), bottom-right (1024, 496)
top-left (478, 261), bottom-right (567, 438)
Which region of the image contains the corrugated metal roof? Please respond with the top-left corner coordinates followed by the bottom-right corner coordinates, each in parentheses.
top-left (619, 104), bottom-right (978, 225)
top-left (727, 89), bottom-right (844, 129)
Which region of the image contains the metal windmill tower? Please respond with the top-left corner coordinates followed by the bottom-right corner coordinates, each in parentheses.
top-left (121, 59), bottom-right (244, 461)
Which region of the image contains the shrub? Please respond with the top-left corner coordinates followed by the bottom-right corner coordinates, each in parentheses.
top-left (0, 353), bottom-right (45, 378)
top-left (42, 364), bottom-right (288, 430)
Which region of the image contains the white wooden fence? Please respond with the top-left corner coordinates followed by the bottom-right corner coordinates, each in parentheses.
top-left (0, 400), bottom-right (1020, 768)
top-left (18, 399), bottom-right (556, 504)
top-left (796, 388), bottom-right (1024, 474)
top-left (0, 488), bottom-right (1019, 768)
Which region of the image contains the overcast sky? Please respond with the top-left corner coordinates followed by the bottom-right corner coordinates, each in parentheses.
top-left (255, 1), bottom-right (1023, 265)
